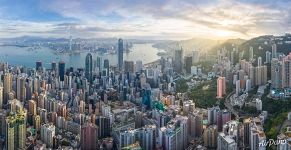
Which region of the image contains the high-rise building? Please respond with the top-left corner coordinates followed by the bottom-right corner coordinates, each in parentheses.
top-left (5, 109), bottom-right (27, 150)
top-left (40, 109), bottom-right (48, 124)
top-left (81, 122), bottom-right (97, 150)
top-left (262, 65), bottom-right (268, 85)
top-left (119, 129), bottom-right (137, 149)
top-left (254, 65), bottom-right (267, 86)
top-left (138, 125), bottom-right (156, 150)
top-left (36, 61), bottom-right (42, 72)
top-left (28, 100), bottom-right (37, 116)
top-left (96, 116), bottom-right (111, 139)
top-left (135, 60), bottom-right (143, 73)
top-left (203, 125), bottom-right (218, 149)
top-left (41, 123), bottom-right (55, 148)
top-left (265, 51), bottom-right (271, 63)
top-left (282, 53), bottom-right (291, 88)
top-left (249, 118), bottom-right (266, 150)
top-left (124, 61), bottom-right (134, 74)
top-left (85, 53), bottom-right (93, 83)
top-left (141, 88), bottom-right (151, 110)
top-left (16, 76), bottom-right (26, 102)
top-left (217, 77), bottom-right (226, 98)
top-left (3, 73), bottom-right (12, 104)
top-left (0, 85), bottom-right (3, 109)
top-left (249, 66), bottom-right (255, 87)
top-left (33, 115), bottom-right (41, 131)
top-left (173, 48), bottom-right (183, 73)
top-left (236, 80), bottom-right (240, 95)
top-left (217, 132), bottom-right (238, 150)
top-left (272, 43), bottom-right (277, 58)
top-left (96, 56), bottom-right (102, 71)
top-left (257, 57), bottom-right (262, 67)
top-left (246, 79), bottom-right (252, 92)
top-left (243, 118), bottom-right (251, 148)
top-left (189, 111), bottom-right (203, 138)
top-left (208, 106), bottom-right (220, 125)
top-left (51, 61), bottom-right (57, 72)
top-left (58, 61), bottom-right (65, 82)
top-left (158, 116), bottom-right (188, 150)
top-left (192, 50), bottom-right (199, 64)
top-left (230, 50), bottom-right (235, 65)
top-left (249, 47), bottom-right (253, 61)
top-left (184, 56), bottom-right (192, 74)
top-left (118, 38), bottom-right (124, 71)
top-left (216, 110), bottom-right (231, 132)
top-left (104, 59), bottom-right (110, 76)
top-left (271, 58), bottom-right (282, 88)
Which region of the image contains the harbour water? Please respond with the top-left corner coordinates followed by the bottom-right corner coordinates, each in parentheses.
top-left (0, 43), bottom-right (161, 68)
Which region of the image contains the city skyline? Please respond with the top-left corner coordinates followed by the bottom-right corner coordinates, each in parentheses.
top-left (0, 0), bottom-right (291, 40)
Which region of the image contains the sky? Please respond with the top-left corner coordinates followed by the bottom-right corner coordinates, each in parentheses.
top-left (0, 0), bottom-right (291, 40)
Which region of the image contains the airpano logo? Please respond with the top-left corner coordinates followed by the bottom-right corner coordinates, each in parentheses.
top-left (259, 139), bottom-right (287, 147)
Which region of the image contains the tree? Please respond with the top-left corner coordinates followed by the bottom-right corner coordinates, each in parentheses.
top-left (176, 79), bottom-right (189, 93)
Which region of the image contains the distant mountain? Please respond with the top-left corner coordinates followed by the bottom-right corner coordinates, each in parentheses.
top-left (0, 36), bottom-right (68, 44)
top-left (153, 38), bottom-right (225, 54)
top-left (209, 38), bottom-right (246, 54)
top-left (206, 33), bottom-right (291, 61)
top-left (0, 36), bottom-right (168, 45)
top-left (179, 38), bottom-right (222, 51)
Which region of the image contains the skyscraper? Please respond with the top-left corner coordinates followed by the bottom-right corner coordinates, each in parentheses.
top-left (192, 50), bottom-right (199, 64)
top-left (282, 53), bottom-right (291, 88)
top-left (28, 100), bottom-right (37, 116)
top-left (5, 109), bottom-right (27, 150)
top-left (16, 76), bottom-right (26, 102)
top-left (184, 56), bottom-right (192, 74)
top-left (216, 110), bottom-right (231, 132)
top-left (81, 122), bottom-right (97, 150)
top-left (96, 56), bottom-right (102, 71)
top-left (217, 132), bottom-right (237, 150)
top-left (249, 47), bottom-right (253, 61)
top-left (217, 77), bottom-right (226, 98)
top-left (265, 51), bottom-right (271, 63)
top-left (85, 53), bottom-right (93, 83)
top-left (173, 47), bottom-right (183, 73)
top-left (36, 61), bottom-right (42, 72)
top-left (58, 61), bottom-right (65, 82)
top-left (0, 85), bottom-right (3, 109)
top-left (272, 43), bottom-right (277, 58)
top-left (271, 58), bottom-right (282, 88)
top-left (124, 61), bottom-right (134, 74)
top-left (139, 125), bottom-right (157, 150)
top-left (96, 116), bottom-right (111, 139)
top-left (118, 38), bottom-right (124, 71)
top-left (103, 59), bottom-right (110, 76)
top-left (135, 60), bottom-right (143, 73)
top-left (257, 57), bottom-right (262, 67)
top-left (41, 123), bottom-right (55, 148)
top-left (3, 73), bottom-right (12, 105)
top-left (142, 88), bottom-right (152, 110)
top-left (203, 125), bottom-right (218, 149)
top-left (51, 61), bottom-right (57, 72)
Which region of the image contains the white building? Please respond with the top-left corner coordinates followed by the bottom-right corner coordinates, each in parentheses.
top-left (41, 123), bottom-right (55, 148)
top-left (191, 66), bottom-right (197, 75)
top-left (255, 99), bottom-right (262, 111)
top-left (217, 132), bottom-right (238, 150)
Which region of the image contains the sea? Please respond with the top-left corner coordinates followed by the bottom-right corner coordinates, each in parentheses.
top-left (0, 43), bottom-right (162, 69)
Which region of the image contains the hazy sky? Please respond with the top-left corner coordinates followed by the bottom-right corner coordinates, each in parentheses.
top-left (0, 0), bottom-right (290, 40)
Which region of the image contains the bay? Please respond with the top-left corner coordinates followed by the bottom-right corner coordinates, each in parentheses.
top-left (0, 43), bottom-right (161, 69)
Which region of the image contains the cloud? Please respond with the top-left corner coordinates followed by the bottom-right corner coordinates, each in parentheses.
top-left (0, 0), bottom-right (291, 39)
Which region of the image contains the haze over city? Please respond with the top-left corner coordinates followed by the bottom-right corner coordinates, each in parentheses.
top-left (2, 0), bottom-right (291, 150)
top-left (1, 0), bottom-right (291, 40)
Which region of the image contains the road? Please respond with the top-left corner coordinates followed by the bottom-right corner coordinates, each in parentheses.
top-left (224, 91), bottom-right (239, 118)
